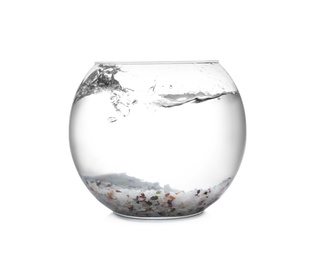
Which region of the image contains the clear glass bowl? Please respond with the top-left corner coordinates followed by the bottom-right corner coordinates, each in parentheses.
top-left (69, 61), bottom-right (246, 219)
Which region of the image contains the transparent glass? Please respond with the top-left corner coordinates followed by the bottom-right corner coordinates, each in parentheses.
top-left (69, 61), bottom-right (246, 219)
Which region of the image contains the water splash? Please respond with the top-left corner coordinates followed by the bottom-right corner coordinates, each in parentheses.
top-left (73, 65), bottom-right (122, 103)
top-left (73, 64), bottom-right (238, 122)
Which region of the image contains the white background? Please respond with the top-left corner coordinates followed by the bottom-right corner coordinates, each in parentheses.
top-left (1, 0), bottom-right (315, 259)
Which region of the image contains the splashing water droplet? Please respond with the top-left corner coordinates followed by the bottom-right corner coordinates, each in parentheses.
top-left (108, 117), bottom-right (117, 123)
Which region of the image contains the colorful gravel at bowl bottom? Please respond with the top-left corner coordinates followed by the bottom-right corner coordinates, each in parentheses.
top-left (83, 174), bottom-right (232, 218)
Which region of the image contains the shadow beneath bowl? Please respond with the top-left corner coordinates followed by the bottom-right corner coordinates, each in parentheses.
top-left (106, 210), bottom-right (207, 223)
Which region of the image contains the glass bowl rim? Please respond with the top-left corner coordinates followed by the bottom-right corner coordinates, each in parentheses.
top-left (95, 60), bottom-right (219, 65)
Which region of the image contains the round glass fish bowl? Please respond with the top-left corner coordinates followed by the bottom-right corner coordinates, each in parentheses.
top-left (69, 61), bottom-right (246, 219)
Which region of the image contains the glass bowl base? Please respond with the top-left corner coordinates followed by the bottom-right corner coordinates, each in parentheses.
top-left (113, 211), bottom-right (204, 220)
